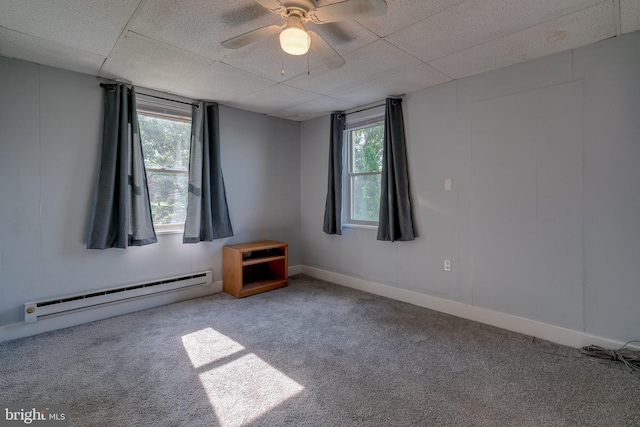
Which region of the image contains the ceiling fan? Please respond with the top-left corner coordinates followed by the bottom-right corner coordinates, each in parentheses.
top-left (221, 0), bottom-right (388, 69)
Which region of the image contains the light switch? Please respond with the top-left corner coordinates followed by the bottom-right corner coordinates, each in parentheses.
top-left (445, 179), bottom-right (452, 191)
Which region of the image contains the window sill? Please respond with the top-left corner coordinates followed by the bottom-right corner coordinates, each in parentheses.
top-left (156, 228), bottom-right (184, 235)
top-left (343, 223), bottom-right (378, 230)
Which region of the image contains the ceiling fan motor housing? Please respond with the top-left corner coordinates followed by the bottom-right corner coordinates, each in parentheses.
top-left (281, 0), bottom-right (317, 13)
top-left (282, 8), bottom-right (310, 23)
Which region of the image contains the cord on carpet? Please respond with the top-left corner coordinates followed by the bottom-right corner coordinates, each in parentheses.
top-left (581, 340), bottom-right (640, 376)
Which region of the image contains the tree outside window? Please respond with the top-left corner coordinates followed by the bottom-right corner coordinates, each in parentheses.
top-left (138, 113), bottom-right (191, 230)
top-left (347, 121), bottom-right (384, 225)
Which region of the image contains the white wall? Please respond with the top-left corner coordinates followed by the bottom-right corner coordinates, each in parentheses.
top-left (0, 57), bottom-right (301, 331)
top-left (300, 31), bottom-right (640, 344)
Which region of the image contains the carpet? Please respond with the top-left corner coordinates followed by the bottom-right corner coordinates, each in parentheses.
top-left (1, 275), bottom-right (638, 426)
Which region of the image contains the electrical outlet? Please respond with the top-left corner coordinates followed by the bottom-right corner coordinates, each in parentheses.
top-left (444, 259), bottom-right (451, 272)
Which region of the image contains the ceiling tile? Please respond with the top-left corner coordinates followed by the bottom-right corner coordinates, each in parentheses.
top-left (227, 84), bottom-right (319, 114)
top-left (356, 0), bottom-right (466, 37)
top-left (285, 39), bottom-right (421, 95)
top-left (0, 0), bottom-right (139, 56)
top-left (132, 0), bottom-right (281, 60)
top-left (385, 0), bottom-right (604, 62)
top-left (100, 32), bottom-right (214, 93)
top-left (0, 27), bottom-right (105, 75)
top-left (429, 1), bottom-right (616, 80)
top-left (621, 0), bottom-right (640, 34)
top-left (271, 96), bottom-right (356, 122)
top-left (331, 63), bottom-right (452, 105)
top-left (173, 62), bottom-right (276, 103)
top-left (221, 35), bottom-right (316, 83)
top-left (304, 21), bottom-right (379, 56)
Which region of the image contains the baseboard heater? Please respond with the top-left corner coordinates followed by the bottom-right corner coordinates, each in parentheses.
top-left (24, 270), bottom-right (213, 323)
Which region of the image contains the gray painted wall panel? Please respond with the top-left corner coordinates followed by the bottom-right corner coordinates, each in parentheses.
top-left (220, 107), bottom-right (301, 260)
top-left (403, 82), bottom-right (459, 297)
top-left (470, 89), bottom-right (540, 315)
top-left (470, 81), bottom-right (584, 330)
top-left (299, 115), bottom-right (340, 271)
top-left (0, 58), bottom-right (42, 325)
top-left (575, 31), bottom-right (640, 340)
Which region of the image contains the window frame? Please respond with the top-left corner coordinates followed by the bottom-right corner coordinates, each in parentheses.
top-left (136, 97), bottom-right (192, 233)
top-left (343, 114), bottom-right (385, 228)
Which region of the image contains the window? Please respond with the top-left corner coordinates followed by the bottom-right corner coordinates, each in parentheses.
top-left (137, 106), bottom-right (191, 232)
top-left (345, 116), bottom-right (384, 226)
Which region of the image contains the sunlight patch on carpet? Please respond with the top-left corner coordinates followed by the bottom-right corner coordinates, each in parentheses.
top-left (199, 354), bottom-right (304, 426)
top-left (181, 328), bottom-right (245, 368)
top-left (182, 328), bottom-right (305, 426)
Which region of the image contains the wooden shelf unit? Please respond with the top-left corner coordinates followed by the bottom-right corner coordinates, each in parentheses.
top-left (223, 240), bottom-right (288, 298)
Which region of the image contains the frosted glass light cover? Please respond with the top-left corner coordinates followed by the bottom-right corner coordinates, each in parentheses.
top-left (279, 27), bottom-right (310, 55)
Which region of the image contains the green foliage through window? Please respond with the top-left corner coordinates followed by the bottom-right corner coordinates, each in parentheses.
top-left (138, 113), bottom-right (191, 227)
top-left (352, 125), bottom-right (383, 173)
top-left (348, 122), bottom-right (384, 224)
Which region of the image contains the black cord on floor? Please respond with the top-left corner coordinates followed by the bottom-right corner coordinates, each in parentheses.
top-left (581, 340), bottom-right (640, 375)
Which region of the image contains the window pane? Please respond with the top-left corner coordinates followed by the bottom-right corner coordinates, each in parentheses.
top-left (352, 174), bottom-right (381, 222)
top-left (351, 125), bottom-right (383, 173)
top-left (139, 114), bottom-right (190, 170)
top-left (147, 171), bottom-right (188, 225)
top-left (138, 112), bottom-right (191, 227)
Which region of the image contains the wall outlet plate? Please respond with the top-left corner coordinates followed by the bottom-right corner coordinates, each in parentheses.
top-left (444, 259), bottom-right (451, 272)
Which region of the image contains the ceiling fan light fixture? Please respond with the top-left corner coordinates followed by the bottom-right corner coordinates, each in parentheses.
top-left (279, 15), bottom-right (310, 55)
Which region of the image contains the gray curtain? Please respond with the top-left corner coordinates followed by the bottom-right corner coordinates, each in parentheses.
top-left (323, 112), bottom-right (346, 235)
top-left (183, 102), bottom-right (233, 243)
top-left (377, 98), bottom-right (416, 242)
top-left (87, 84), bottom-right (157, 249)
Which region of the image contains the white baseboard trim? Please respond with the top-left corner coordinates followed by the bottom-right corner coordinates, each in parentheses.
top-left (213, 280), bottom-right (223, 293)
top-left (0, 283), bottom-right (219, 343)
top-left (3, 266), bottom-right (302, 342)
top-left (3, 264), bottom-right (626, 350)
top-left (301, 266), bottom-right (629, 350)
top-left (289, 265), bottom-right (303, 276)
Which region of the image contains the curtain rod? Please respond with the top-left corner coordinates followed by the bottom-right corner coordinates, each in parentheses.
top-left (99, 83), bottom-right (199, 109)
top-left (343, 96), bottom-right (403, 116)
top-left (343, 103), bottom-right (385, 116)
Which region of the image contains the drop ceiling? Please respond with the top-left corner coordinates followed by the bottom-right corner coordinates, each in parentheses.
top-left (1, 0), bottom-right (638, 121)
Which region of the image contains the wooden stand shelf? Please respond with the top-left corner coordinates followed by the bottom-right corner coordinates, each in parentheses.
top-left (223, 240), bottom-right (288, 298)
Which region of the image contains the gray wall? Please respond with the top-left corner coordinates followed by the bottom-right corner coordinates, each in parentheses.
top-left (0, 57), bottom-right (300, 327)
top-left (300, 31), bottom-right (640, 343)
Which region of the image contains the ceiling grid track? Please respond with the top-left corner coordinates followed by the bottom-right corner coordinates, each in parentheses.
top-left (614, 0), bottom-right (622, 36)
top-left (98, 0), bottom-right (150, 76)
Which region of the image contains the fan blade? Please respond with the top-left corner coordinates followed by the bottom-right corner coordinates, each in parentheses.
top-left (255, 0), bottom-right (286, 14)
top-left (310, 0), bottom-right (387, 24)
top-left (221, 24), bottom-right (282, 49)
top-left (308, 31), bottom-right (345, 69)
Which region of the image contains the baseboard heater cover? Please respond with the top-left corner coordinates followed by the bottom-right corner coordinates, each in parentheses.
top-left (24, 271), bottom-right (213, 323)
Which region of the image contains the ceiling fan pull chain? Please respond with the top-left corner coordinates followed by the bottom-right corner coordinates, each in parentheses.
top-left (281, 48), bottom-right (285, 76)
top-left (307, 49), bottom-right (310, 75)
